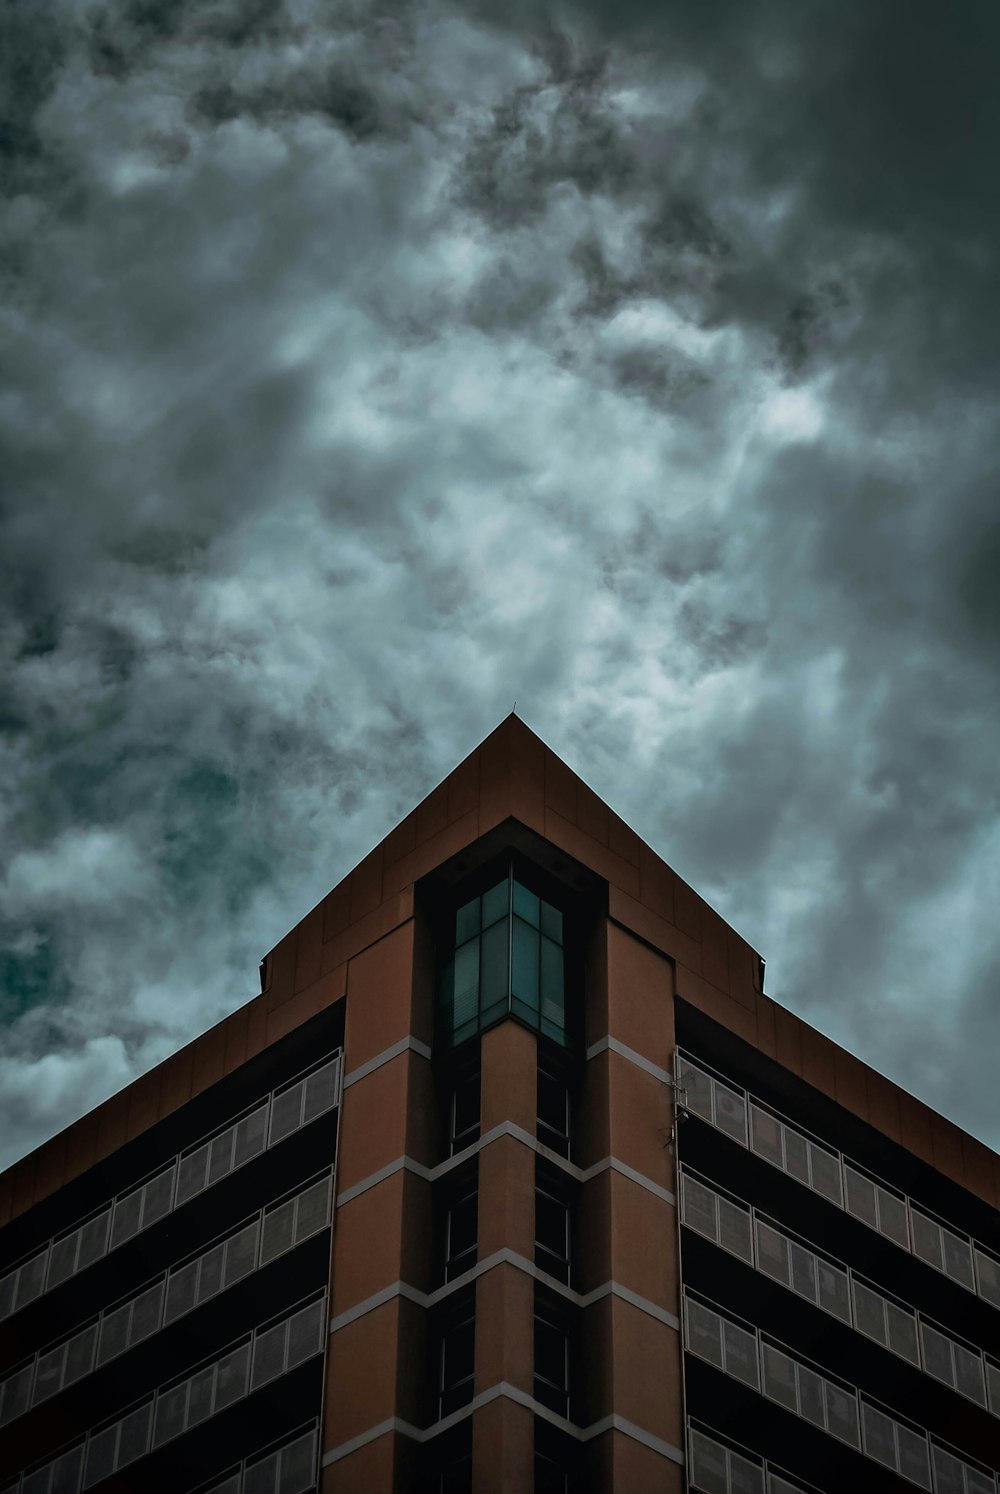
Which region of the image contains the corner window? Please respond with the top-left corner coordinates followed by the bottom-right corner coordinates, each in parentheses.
top-left (448, 1063), bottom-right (481, 1156)
top-left (438, 866), bottom-right (566, 1049)
top-left (534, 1303), bottom-right (570, 1418)
top-left (537, 1063), bottom-right (571, 1158)
top-left (444, 1172), bottom-right (478, 1282)
top-left (535, 1163), bottom-right (572, 1285)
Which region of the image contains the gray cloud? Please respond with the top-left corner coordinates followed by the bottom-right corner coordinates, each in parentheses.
top-left (1, 0), bottom-right (999, 1167)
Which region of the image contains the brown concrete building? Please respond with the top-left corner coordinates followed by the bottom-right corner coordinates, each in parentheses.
top-left (2, 715), bottom-right (1000, 1494)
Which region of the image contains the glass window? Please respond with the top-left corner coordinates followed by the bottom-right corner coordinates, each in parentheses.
top-left (450, 1068), bottom-right (480, 1154)
top-left (534, 1314), bottom-right (569, 1416)
top-left (535, 1188), bottom-right (570, 1283)
top-left (445, 1187), bottom-right (478, 1281)
top-left (439, 1312), bottom-right (475, 1418)
top-left (537, 1066), bottom-right (570, 1156)
top-left (438, 868), bottom-right (568, 1048)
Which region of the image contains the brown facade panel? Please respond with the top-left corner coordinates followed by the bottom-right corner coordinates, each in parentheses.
top-left (330, 1172), bottom-right (406, 1319)
top-left (471, 1396), bottom-right (533, 1494)
top-left (477, 1136), bottom-right (534, 1260)
top-left (293, 903), bottom-right (324, 994)
top-left (343, 920), bottom-right (421, 1070)
top-left (606, 1298), bottom-right (683, 1447)
top-left (605, 921), bottom-right (674, 1068)
top-left (474, 1264), bottom-right (533, 1395)
top-left (604, 1170), bottom-right (677, 1315)
top-left (482, 1021), bottom-right (537, 1135)
top-left (321, 1431), bottom-right (396, 1493)
top-left (605, 1051), bottom-right (672, 1193)
top-left (336, 1056), bottom-right (410, 1194)
top-left (324, 1298), bottom-right (400, 1449)
top-left (588, 1428), bottom-right (685, 1494)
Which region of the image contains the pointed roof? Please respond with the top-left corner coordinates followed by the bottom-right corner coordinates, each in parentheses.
top-left (2, 716), bottom-right (998, 1223)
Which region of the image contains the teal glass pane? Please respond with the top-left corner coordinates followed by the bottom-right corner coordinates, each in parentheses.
top-left (541, 1016), bottom-right (566, 1043)
top-left (453, 939), bottom-right (479, 1031)
top-left (513, 881), bottom-right (540, 928)
top-left (511, 918), bottom-right (539, 1014)
top-left (481, 918), bottom-right (510, 1013)
top-left (540, 937), bottom-right (564, 1028)
top-left (511, 997), bottom-right (540, 1028)
top-left (540, 901), bottom-right (562, 944)
top-left (482, 879), bottom-right (509, 928)
top-left (455, 897), bottom-right (480, 945)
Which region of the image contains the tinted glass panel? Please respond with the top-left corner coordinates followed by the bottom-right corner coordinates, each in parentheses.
top-left (511, 919), bottom-right (539, 1013)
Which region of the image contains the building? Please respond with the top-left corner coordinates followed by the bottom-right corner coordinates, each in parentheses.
top-left (1, 715), bottom-right (999, 1494)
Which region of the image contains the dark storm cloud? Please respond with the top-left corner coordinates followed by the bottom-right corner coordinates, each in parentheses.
top-left (1, 0), bottom-right (998, 1165)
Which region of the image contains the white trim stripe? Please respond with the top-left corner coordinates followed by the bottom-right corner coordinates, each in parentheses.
top-left (586, 1035), bottom-right (672, 1085)
top-left (342, 1036), bottom-right (432, 1090)
top-left (335, 1125), bottom-right (675, 1208)
top-left (321, 1384), bottom-right (685, 1464)
top-left (328, 1251), bottom-right (679, 1334)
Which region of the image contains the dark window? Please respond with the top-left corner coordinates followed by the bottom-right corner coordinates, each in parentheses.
top-left (537, 1064), bottom-right (571, 1157)
top-left (438, 867), bottom-right (566, 1049)
top-left (450, 1066), bottom-right (481, 1155)
top-left (535, 1186), bottom-right (571, 1285)
top-left (439, 1300), bottom-right (476, 1419)
top-left (445, 1184), bottom-right (478, 1282)
top-left (534, 1309), bottom-right (570, 1418)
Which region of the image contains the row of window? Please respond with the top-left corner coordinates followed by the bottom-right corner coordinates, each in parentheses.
top-left (198, 1426), bottom-right (317, 1494)
top-left (0, 1174), bottom-right (332, 1431)
top-left (683, 1292), bottom-right (998, 1494)
top-left (681, 1170), bottom-right (1000, 1417)
top-left (9, 1298), bottom-right (326, 1494)
top-left (688, 1423), bottom-right (815, 1494)
top-left (0, 1053), bottom-right (342, 1323)
top-left (676, 1052), bottom-right (1000, 1310)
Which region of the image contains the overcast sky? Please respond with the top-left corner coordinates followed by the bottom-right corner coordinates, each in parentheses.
top-left (2, 0), bottom-right (999, 1171)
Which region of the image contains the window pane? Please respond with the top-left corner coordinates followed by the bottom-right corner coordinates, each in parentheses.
top-left (47, 1232), bottom-right (78, 1288)
top-left (130, 1282), bottom-right (163, 1345)
top-left (208, 1129), bottom-right (235, 1187)
top-left (513, 881), bottom-right (540, 928)
top-left (287, 1300), bottom-right (325, 1366)
top-left (540, 938), bottom-right (564, 1031)
top-left (98, 1302), bottom-right (131, 1364)
top-left (817, 1259), bottom-right (851, 1322)
top-left (278, 1428), bottom-right (317, 1494)
top-left (911, 1211), bottom-right (943, 1271)
top-left (455, 897), bottom-right (480, 944)
top-left (187, 1363), bottom-right (216, 1426)
top-left (140, 1167), bottom-right (174, 1228)
top-left (224, 1221), bottom-right (259, 1285)
top-left (689, 1429), bottom-right (728, 1494)
top-left (452, 1073), bottom-right (480, 1150)
top-left (885, 1300), bottom-right (919, 1363)
top-left (453, 940), bottom-right (480, 1029)
top-left (783, 1128), bottom-right (810, 1185)
top-left (976, 1248), bottom-right (1000, 1308)
top-left (718, 1198), bottom-right (753, 1262)
top-left (110, 1190), bottom-right (142, 1249)
top-left (481, 880), bottom-right (509, 927)
top-left (252, 1322), bottom-right (287, 1389)
top-left (761, 1343), bottom-right (797, 1411)
top-left (511, 919), bottom-right (539, 1014)
top-left (540, 900), bottom-right (562, 943)
top-left (84, 1425), bottom-right (117, 1488)
top-left (797, 1364), bottom-right (825, 1429)
top-left (34, 1343), bottom-right (66, 1403)
top-left (233, 1105), bottom-right (269, 1167)
top-left (269, 1082), bottom-right (303, 1145)
top-left (164, 1260), bottom-right (198, 1324)
top-left (789, 1242), bottom-right (818, 1305)
top-left (713, 1084), bottom-right (746, 1145)
top-left (723, 1320), bottom-right (759, 1389)
top-left (844, 1166), bottom-right (878, 1228)
top-left (215, 1343), bottom-right (250, 1410)
top-left (826, 1381), bottom-right (860, 1447)
top-left (176, 1144), bottom-right (209, 1206)
top-left (480, 919), bottom-right (509, 1018)
top-left (809, 1144), bottom-right (842, 1205)
top-left (153, 1382), bottom-right (187, 1447)
top-left (198, 1242), bottom-right (225, 1304)
top-left (448, 1192), bottom-right (478, 1276)
top-left (685, 1299), bottom-right (723, 1368)
top-left (876, 1187), bottom-right (909, 1248)
top-left (852, 1280), bottom-right (887, 1345)
top-left (678, 1060), bottom-right (714, 1124)
top-left (756, 1221), bottom-right (790, 1287)
top-left (895, 1424), bottom-right (931, 1490)
top-left (750, 1105), bottom-right (783, 1167)
top-left (117, 1402), bottom-right (152, 1468)
top-left (942, 1228), bottom-right (975, 1290)
top-left (64, 1323), bottom-right (97, 1386)
top-left (262, 1200), bottom-right (296, 1264)
top-left (861, 1403), bottom-right (897, 1470)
